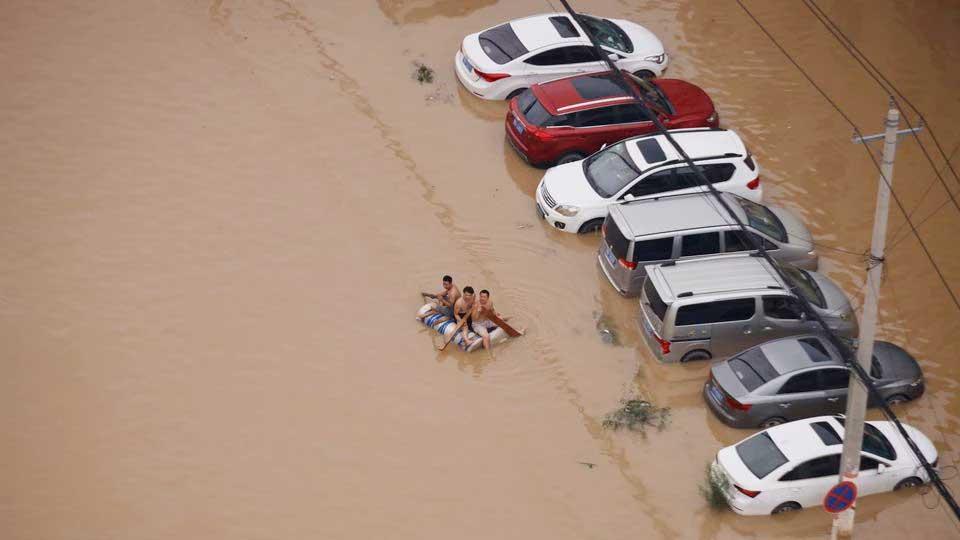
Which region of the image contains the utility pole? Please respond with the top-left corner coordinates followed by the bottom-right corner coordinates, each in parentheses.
top-left (832, 99), bottom-right (922, 539)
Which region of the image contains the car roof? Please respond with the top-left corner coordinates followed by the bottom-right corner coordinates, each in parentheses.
top-left (765, 416), bottom-right (845, 463)
top-left (510, 14), bottom-right (588, 52)
top-left (648, 252), bottom-right (787, 302)
top-left (534, 72), bottom-right (638, 114)
top-left (757, 335), bottom-right (843, 375)
top-left (611, 192), bottom-right (741, 238)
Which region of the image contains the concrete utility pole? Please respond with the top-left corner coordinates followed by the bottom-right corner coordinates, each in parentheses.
top-left (832, 100), bottom-right (922, 539)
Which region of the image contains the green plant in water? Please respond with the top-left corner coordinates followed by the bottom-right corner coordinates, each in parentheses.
top-left (414, 63), bottom-right (434, 84)
top-left (699, 463), bottom-right (731, 510)
top-left (602, 399), bottom-right (670, 435)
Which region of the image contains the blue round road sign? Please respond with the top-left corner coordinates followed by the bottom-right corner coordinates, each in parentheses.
top-left (823, 481), bottom-right (858, 513)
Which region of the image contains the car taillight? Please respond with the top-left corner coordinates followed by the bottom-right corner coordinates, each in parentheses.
top-left (725, 395), bottom-right (752, 411)
top-left (617, 257), bottom-right (637, 270)
top-left (747, 177), bottom-right (760, 190)
top-left (653, 333), bottom-right (670, 355)
top-left (476, 70), bottom-right (510, 83)
top-left (735, 485), bottom-right (761, 498)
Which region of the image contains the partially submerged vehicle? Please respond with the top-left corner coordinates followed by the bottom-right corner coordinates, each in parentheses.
top-left (416, 303), bottom-right (510, 352)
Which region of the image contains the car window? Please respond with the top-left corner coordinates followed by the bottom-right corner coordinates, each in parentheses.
top-left (681, 232), bottom-right (720, 257)
top-left (675, 298), bottom-right (756, 326)
top-left (724, 230), bottom-right (778, 252)
top-left (762, 296), bottom-right (804, 320)
top-left (811, 421), bottom-right (842, 445)
top-left (703, 163), bottom-right (737, 184)
top-left (632, 237), bottom-right (674, 262)
top-left (729, 348), bottom-right (777, 392)
top-left (737, 197), bottom-right (788, 242)
top-left (626, 169), bottom-right (681, 198)
top-left (860, 456), bottom-right (881, 470)
top-left (584, 142), bottom-right (640, 198)
top-left (548, 16), bottom-right (580, 38)
top-left (643, 278), bottom-right (669, 321)
top-left (778, 371), bottom-right (820, 394)
top-left (610, 104), bottom-right (650, 124)
top-left (798, 337), bottom-right (832, 362)
top-left (563, 45), bottom-right (602, 64)
top-left (819, 368), bottom-right (850, 391)
top-left (780, 454), bottom-right (841, 481)
top-left (525, 47), bottom-right (570, 66)
top-left (478, 24), bottom-right (529, 65)
top-left (578, 15), bottom-right (633, 53)
top-left (603, 215), bottom-right (630, 261)
top-left (573, 107), bottom-right (621, 127)
top-left (736, 432), bottom-right (788, 479)
top-left (781, 265), bottom-right (827, 309)
top-left (833, 418), bottom-right (898, 461)
top-left (523, 100), bottom-right (570, 127)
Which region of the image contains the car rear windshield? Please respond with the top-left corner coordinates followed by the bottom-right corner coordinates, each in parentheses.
top-left (603, 214), bottom-right (630, 260)
top-left (579, 15), bottom-right (633, 53)
top-left (478, 24), bottom-right (529, 65)
top-left (728, 348), bottom-right (777, 391)
top-left (736, 432), bottom-right (788, 479)
top-left (643, 277), bottom-right (668, 321)
top-left (737, 198), bottom-right (787, 242)
top-left (519, 96), bottom-right (569, 127)
top-left (781, 266), bottom-right (826, 309)
top-left (584, 142), bottom-right (640, 198)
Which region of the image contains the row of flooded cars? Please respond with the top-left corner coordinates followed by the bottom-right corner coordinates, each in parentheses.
top-left (454, 12), bottom-right (936, 516)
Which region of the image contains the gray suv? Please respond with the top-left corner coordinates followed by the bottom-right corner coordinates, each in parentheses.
top-left (598, 192), bottom-right (818, 296)
top-left (704, 335), bottom-right (925, 428)
top-left (638, 253), bottom-right (859, 363)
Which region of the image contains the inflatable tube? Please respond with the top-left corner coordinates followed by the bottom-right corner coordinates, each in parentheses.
top-left (416, 303), bottom-right (508, 352)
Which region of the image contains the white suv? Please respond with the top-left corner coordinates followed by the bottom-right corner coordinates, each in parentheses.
top-left (535, 128), bottom-right (762, 234)
top-left (455, 13), bottom-right (667, 100)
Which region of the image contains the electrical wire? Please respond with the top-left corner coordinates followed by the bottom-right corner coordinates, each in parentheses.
top-left (728, 0), bottom-right (960, 521)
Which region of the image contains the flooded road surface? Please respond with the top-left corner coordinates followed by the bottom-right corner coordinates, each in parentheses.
top-left (4, 1), bottom-right (960, 538)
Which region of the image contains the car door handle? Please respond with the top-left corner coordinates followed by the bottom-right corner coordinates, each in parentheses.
top-left (763, 326), bottom-right (773, 331)
top-left (742, 329), bottom-right (752, 335)
top-left (779, 403), bottom-right (792, 408)
top-left (827, 397), bottom-right (840, 402)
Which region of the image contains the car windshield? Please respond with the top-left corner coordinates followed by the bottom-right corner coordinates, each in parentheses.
top-left (584, 142), bottom-right (640, 198)
top-left (579, 15), bottom-right (633, 53)
top-left (628, 76), bottom-right (673, 115)
top-left (781, 265), bottom-right (826, 309)
top-left (833, 418), bottom-right (897, 461)
top-left (737, 197), bottom-right (787, 242)
top-left (736, 432), bottom-right (788, 479)
top-left (728, 348), bottom-right (777, 391)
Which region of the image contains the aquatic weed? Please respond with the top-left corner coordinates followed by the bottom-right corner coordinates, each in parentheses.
top-left (414, 62), bottom-right (434, 84)
top-left (602, 399), bottom-right (670, 435)
top-left (699, 463), bottom-right (731, 510)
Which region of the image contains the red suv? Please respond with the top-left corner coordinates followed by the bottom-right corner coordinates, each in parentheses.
top-left (506, 70), bottom-right (719, 167)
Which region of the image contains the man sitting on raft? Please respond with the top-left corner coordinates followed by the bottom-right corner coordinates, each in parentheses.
top-left (469, 289), bottom-right (501, 351)
top-left (453, 286), bottom-right (477, 344)
top-left (419, 275), bottom-right (461, 320)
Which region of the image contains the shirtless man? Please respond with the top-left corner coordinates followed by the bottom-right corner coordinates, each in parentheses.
top-left (453, 286), bottom-right (477, 344)
top-left (470, 289), bottom-right (501, 350)
top-left (419, 275), bottom-right (461, 320)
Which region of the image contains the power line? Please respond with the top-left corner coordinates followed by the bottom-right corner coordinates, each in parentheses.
top-left (888, 141), bottom-right (960, 249)
top-left (720, 0), bottom-right (960, 521)
top-left (732, 0), bottom-right (960, 316)
top-left (802, 0), bottom-right (960, 218)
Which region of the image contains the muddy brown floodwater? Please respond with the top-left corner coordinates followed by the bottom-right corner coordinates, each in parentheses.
top-left (3, 1), bottom-right (960, 538)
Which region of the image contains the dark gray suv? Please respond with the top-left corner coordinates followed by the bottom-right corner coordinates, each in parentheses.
top-left (703, 335), bottom-right (925, 428)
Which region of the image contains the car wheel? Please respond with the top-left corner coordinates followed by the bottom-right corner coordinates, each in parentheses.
top-left (506, 88), bottom-right (527, 100)
top-left (578, 219), bottom-right (604, 234)
top-left (771, 502), bottom-right (801, 515)
top-left (633, 69), bottom-right (656, 79)
top-left (556, 152), bottom-right (585, 165)
top-left (894, 477), bottom-right (923, 491)
top-left (886, 394), bottom-right (910, 406)
top-left (760, 417), bottom-right (787, 429)
top-left (680, 350), bottom-right (712, 363)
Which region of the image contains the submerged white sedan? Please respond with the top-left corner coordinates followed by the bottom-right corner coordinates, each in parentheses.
top-left (713, 415), bottom-right (937, 515)
top-left (455, 13), bottom-right (667, 100)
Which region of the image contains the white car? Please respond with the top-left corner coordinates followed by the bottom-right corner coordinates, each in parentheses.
top-left (535, 128), bottom-right (762, 234)
top-left (714, 415), bottom-right (938, 516)
top-left (455, 13), bottom-right (667, 100)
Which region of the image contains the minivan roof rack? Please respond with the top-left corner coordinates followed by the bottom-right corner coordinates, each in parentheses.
top-left (677, 291), bottom-right (693, 297)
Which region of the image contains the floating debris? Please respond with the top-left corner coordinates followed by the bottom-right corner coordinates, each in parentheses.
top-left (593, 311), bottom-right (619, 345)
top-left (413, 62), bottom-right (434, 84)
top-left (577, 461), bottom-right (597, 469)
top-left (699, 463), bottom-right (731, 510)
top-left (602, 399), bottom-right (670, 435)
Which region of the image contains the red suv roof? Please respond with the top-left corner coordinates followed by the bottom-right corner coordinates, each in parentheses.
top-left (533, 71), bottom-right (641, 115)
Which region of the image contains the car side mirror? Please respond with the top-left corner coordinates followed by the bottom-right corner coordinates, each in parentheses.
top-left (608, 53), bottom-right (618, 62)
top-left (800, 311), bottom-right (808, 321)
top-left (623, 194), bottom-right (636, 202)
top-left (877, 463), bottom-right (887, 474)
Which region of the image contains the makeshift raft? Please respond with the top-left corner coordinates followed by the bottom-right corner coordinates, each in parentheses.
top-left (417, 303), bottom-right (509, 352)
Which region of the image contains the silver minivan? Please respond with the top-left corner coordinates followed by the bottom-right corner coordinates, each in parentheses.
top-left (638, 253), bottom-right (858, 363)
top-left (598, 192), bottom-right (818, 297)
